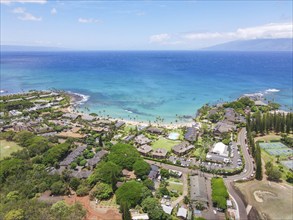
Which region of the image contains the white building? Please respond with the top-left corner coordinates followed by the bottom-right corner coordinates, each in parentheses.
top-left (177, 207), bottom-right (187, 219)
top-left (212, 142), bottom-right (229, 157)
top-left (162, 205), bottom-right (173, 215)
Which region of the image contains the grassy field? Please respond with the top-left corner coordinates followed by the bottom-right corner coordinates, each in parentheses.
top-left (0, 140), bottom-right (22, 160)
top-left (167, 181), bottom-right (183, 194)
top-left (236, 180), bottom-right (293, 220)
top-left (151, 138), bottom-right (180, 152)
top-left (255, 134), bottom-right (281, 142)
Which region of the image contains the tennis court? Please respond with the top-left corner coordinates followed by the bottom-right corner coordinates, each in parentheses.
top-left (259, 142), bottom-right (293, 156)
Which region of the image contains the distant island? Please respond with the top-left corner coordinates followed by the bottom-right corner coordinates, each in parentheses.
top-left (203, 38), bottom-right (293, 51)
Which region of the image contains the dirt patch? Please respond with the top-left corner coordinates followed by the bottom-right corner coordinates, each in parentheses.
top-left (64, 194), bottom-right (121, 220)
top-left (253, 190), bottom-right (276, 203)
top-left (38, 191), bottom-right (63, 204)
top-left (236, 180), bottom-right (293, 220)
top-left (4, 146), bottom-right (11, 149)
top-left (57, 131), bottom-right (86, 138)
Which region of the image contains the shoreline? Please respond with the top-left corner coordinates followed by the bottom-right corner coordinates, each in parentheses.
top-left (65, 91), bottom-right (196, 129)
top-left (64, 89), bottom-right (290, 129)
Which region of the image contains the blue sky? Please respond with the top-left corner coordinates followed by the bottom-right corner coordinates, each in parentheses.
top-left (1, 0), bottom-right (292, 50)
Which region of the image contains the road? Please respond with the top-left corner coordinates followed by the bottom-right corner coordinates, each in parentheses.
top-left (224, 128), bottom-right (255, 220)
top-left (145, 128), bottom-right (255, 220)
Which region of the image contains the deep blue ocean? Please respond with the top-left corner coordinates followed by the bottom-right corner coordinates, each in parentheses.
top-left (1, 51), bottom-right (292, 123)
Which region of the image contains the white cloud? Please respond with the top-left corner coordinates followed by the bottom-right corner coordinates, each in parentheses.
top-left (12, 7), bottom-right (42, 21)
top-left (51, 8), bottom-right (57, 15)
top-left (149, 33), bottom-right (170, 43)
top-left (150, 23), bottom-right (293, 47)
top-left (1, 0), bottom-right (46, 4)
top-left (183, 22), bottom-right (293, 40)
top-left (78, 18), bottom-right (101, 24)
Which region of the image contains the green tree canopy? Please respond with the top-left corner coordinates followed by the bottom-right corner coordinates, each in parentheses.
top-left (133, 159), bottom-right (150, 179)
top-left (108, 143), bottom-right (140, 170)
top-left (90, 182), bottom-right (113, 200)
top-left (141, 197), bottom-right (170, 220)
top-left (116, 181), bottom-right (145, 207)
top-left (89, 161), bottom-right (122, 185)
top-left (50, 181), bottom-right (68, 195)
top-left (42, 142), bottom-right (71, 165)
top-left (4, 209), bottom-right (24, 220)
top-left (13, 131), bottom-right (35, 147)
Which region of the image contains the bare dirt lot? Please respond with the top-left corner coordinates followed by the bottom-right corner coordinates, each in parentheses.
top-left (236, 180), bottom-right (293, 220)
top-left (64, 195), bottom-right (121, 220)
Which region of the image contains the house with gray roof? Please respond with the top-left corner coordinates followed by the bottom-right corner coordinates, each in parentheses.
top-left (60, 145), bottom-right (87, 166)
top-left (71, 170), bottom-right (92, 179)
top-left (81, 114), bottom-right (96, 121)
top-left (147, 127), bottom-right (164, 135)
top-left (115, 121), bottom-right (125, 129)
top-left (137, 144), bottom-right (152, 156)
top-left (213, 121), bottom-right (237, 136)
top-left (134, 134), bottom-right (152, 145)
top-left (123, 135), bottom-right (135, 142)
top-left (148, 165), bottom-right (159, 180)
top-left (152, 148), bottom-right (168, 159)
top-left (190, 175), bottom-right (208, 208)
top-left (184, 127), bottom-right (198, 142)
top-left (172, 142), bottom-right (194, 156)
top-left (63, 113), bottom-right (80, 120)
top-left (87, 150), bottom-right (108, 168)
top-left (177, 207), bottom-right (187, 219)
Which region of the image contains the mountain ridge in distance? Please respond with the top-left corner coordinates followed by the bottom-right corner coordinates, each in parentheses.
top-left (202, 38), bottom-right (293, 51)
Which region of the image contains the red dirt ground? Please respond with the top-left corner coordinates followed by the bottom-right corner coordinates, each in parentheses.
top-left (64, 195), bottom-right (122, 220)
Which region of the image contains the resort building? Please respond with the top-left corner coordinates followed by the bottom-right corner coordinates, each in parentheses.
top-left (211, 142), bottom-right (229, 157)
top-left (172, 142), bottom-right (194, 156)
top-left (213, 121), bottom-right (236, 136)
top-left (137, 144), bottom-right (153, 156)
top-left (152, 148), bottom-right (168, 159)
top-left (63, 113), bottom-right (80, 120)
top-left (148, 165), bottom-right (159, 180)
top-left (177, 207), bottom-right (187, 219)
top-left (71, 170), bottom-right (92, 179)
top-left (123, 135), bottom-right (135, 142)
top-left (115, 121), bottom-right (125, 129)
top-left (147, 127), bottom-right (164, 135)
top-left (87, 150), bottom-right (108, 168)
top-left (189, 175), bottom-right (208, 208)
top-left (81, 114), bottom-right (96, 121)
top-left (161, 205), bottom-right (173, 215)
top-left (60, 145), bottom-right (87, 167)
top-left (184, 127), bottom-right (198, 142)
top-left (134, 134), bottom-right (152, 145)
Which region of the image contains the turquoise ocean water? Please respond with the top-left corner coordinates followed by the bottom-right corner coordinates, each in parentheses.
top-left (1, 51), bottom-right (292, 123)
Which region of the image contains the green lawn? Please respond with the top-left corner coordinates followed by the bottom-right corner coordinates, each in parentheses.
top-left (167, 181), bottom-right (183, 194)
top-left (151, 138), bottom-right (180, 152)
top-left (0, 140), bottom-right (22, 160)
